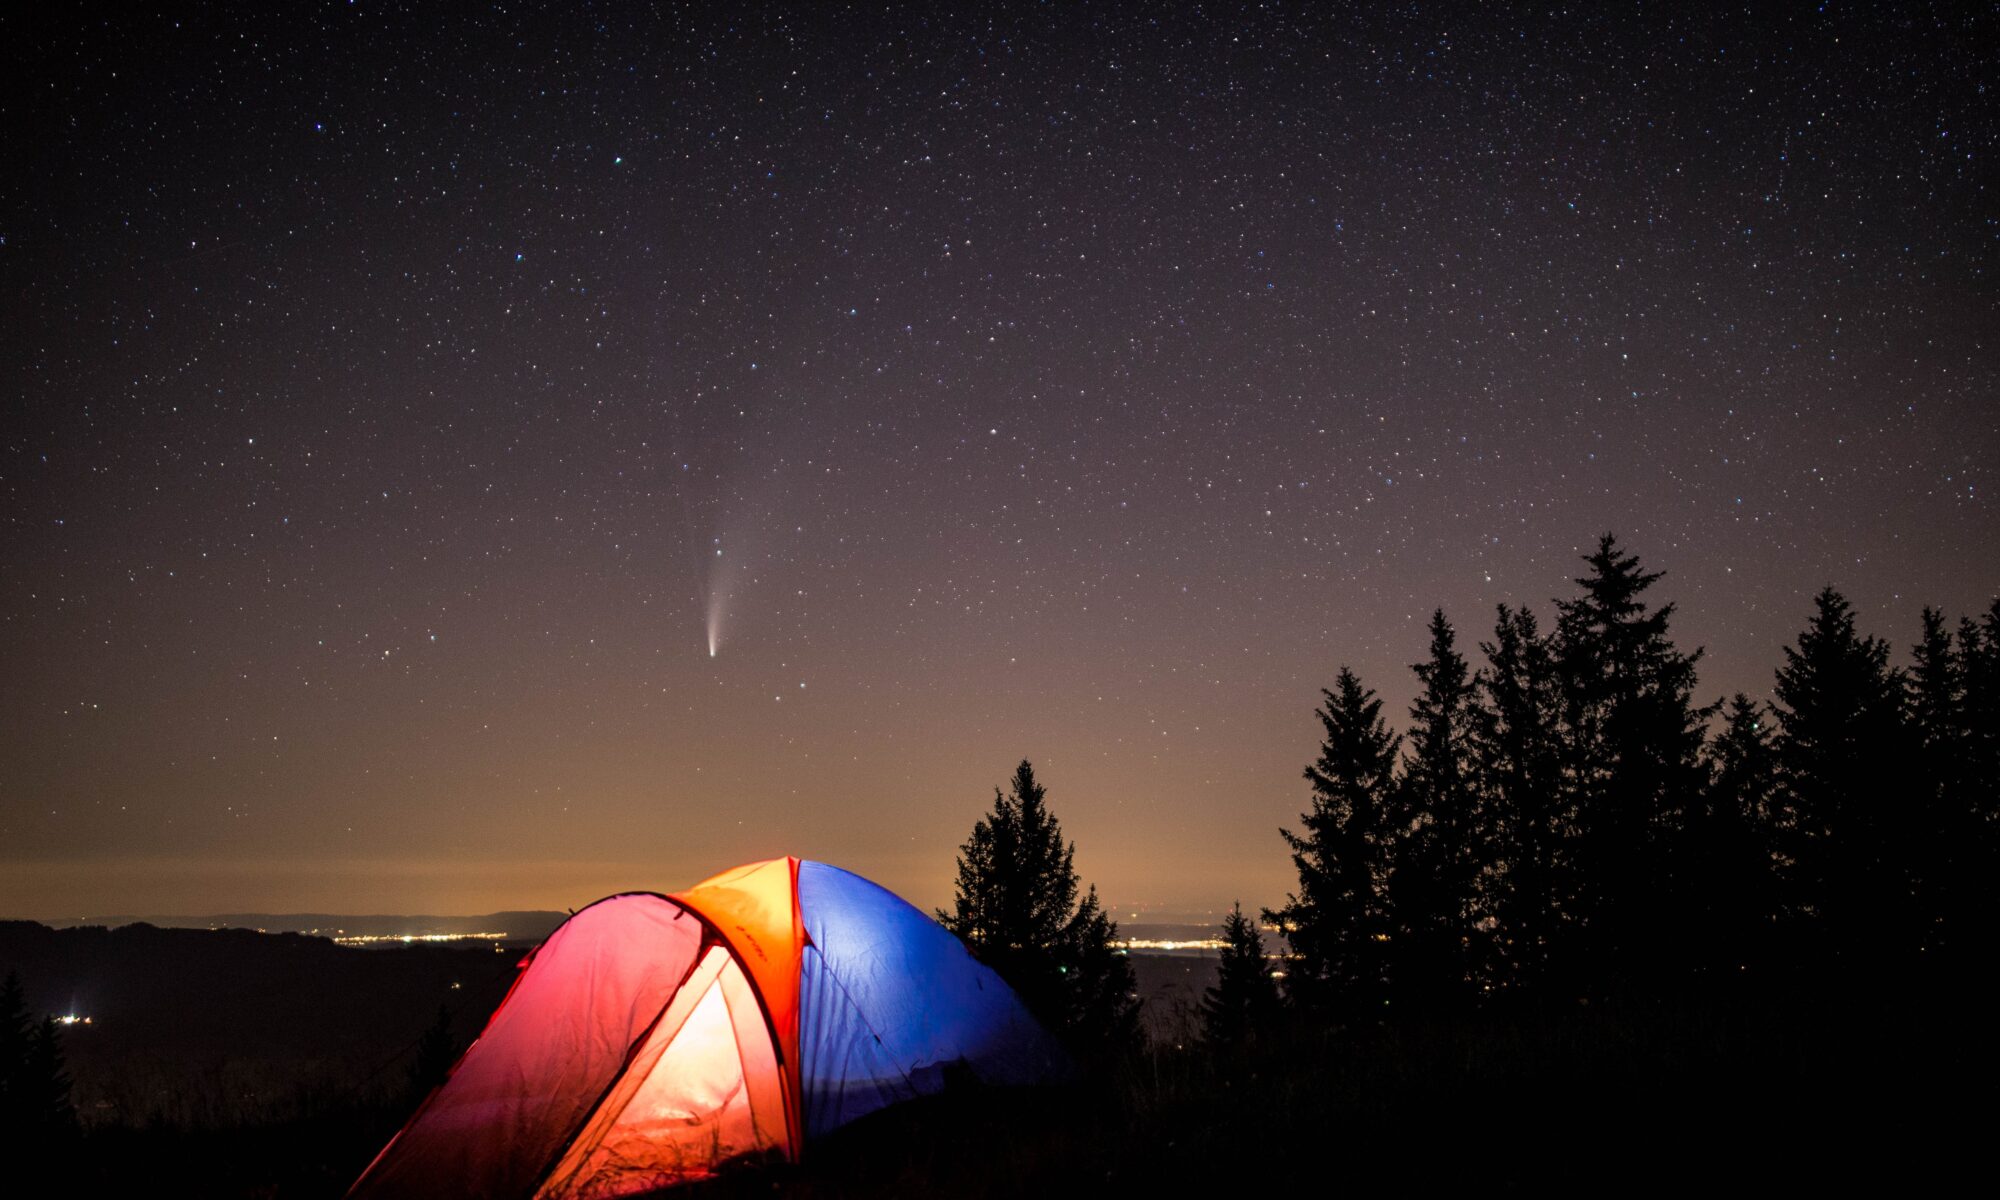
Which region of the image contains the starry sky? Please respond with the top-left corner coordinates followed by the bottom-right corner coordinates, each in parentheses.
top-left (3, 3), bottom-right (1993, 919)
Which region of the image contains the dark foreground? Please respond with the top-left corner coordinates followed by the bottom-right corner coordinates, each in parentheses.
top-left (44, 981), bottom-right (1994, 1197)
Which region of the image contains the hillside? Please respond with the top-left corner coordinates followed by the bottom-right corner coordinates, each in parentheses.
top-left (0, 920), bottom-right (517, 1127)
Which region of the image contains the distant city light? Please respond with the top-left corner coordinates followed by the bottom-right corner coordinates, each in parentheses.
top-left (54, 1013), bottom-right (93, 1026)
top-left (331, 931), bottom-right (509, 947)
top-left (1114, 937), bottom-right (1228, 952)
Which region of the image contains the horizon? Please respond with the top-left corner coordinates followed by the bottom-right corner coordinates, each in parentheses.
top-left (4, 572), bottom-right (1984, 917)
top-left (9, 879), bottom-right (1241, 932)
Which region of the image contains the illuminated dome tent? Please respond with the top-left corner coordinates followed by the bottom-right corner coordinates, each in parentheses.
top-left (348, 857), bottom-right (1067, 1200)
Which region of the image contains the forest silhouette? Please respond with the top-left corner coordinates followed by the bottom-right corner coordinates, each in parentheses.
top-left (1246, 534), bottom-right (1999, 1024)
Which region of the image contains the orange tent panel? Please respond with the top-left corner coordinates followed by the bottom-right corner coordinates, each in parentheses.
top-left (670, 856), bottom-right (807, 1150)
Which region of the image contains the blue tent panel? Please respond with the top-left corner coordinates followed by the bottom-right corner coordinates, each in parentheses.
top-left (796, 860), bottom-right (1069, 1138)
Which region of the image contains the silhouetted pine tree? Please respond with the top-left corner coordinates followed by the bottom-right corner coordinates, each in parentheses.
top-left (1909, 607), bottom-right (1964, 952)
top-left (1390, 609), bottom-right (1480, 1009)
top-left (0, 976), bottom-right (78, 1147)
top-left (940, 760), bottom-right (1138, 1057)
top-left (1056, 883), bottom-right (1137, 1055)
top-left (1962, 602), bottom-right (2000, 806)
top-left (1960, 605), bottom-right (2000, 960)
top-left (1689, 695), bottom-right (1783, 980)
top-left (1266, 668), bottom-right (1400, 1021)
top-left (1200, 903), bottom-right (1279, 1045)
top-left (23, 1018), bottom-right (78, 1145)
top-left (1469, 604), bottom-right (1567, 995)
top-left (1911, 609), bottom-right (1965, 753)
top-left (1552, 534), bottom-right (1713, 988)
top-left (1772, 588), bottom-right (1915, 968)
top-left (0, 971), bottom-right (27, 1123)
top-left (405, 1004), bottom-right (460, 1110)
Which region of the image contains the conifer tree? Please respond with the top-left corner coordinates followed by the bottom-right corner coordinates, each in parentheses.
top-left (940, 760), bottom-right (1138, 1055)
top-left (1265, 668), bottom-right (1400, 1020)
top-left (1200, 903), bottom-right (1279, 1046)
top-left (1909, 607), bottom-right (1964, 951)
top-left (1691, 695), bottom-right (1782, 979)
top-left (406, 1005), bottom-right (460, 1109)
top-left (1054, 883), bottom-right (1137, 1053)
top-left (1958, 606), bottom-right (2000, 959)
top-left (1391, 609), bottom-right (1480, 1009)
top-left (1772, 588), bottom-right (1914, 966)
top-left (1469, 604), bottom-right (1566, 994)
top-left (23, 1018), bottom-right (78, 1144)
top-left (0, 975), bottom-right (78, 1145)
top-left (1963, 603), bottom-right (2000, 805)
top-left (0, 971), bottom-right (28, 1123)
top-left (1551, 534), bottom-right (1712, 985)
top-left (1910, 608), bottom-right (1965, 752)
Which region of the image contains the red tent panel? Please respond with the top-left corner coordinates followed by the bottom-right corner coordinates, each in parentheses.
top-left (350, 894), bottom-right (706, 1200)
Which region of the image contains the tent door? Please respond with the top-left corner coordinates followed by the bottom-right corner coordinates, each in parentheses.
top-left (534, 945), bottom-right (789, 1199)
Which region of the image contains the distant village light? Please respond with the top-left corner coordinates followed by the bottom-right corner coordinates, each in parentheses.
top-left (331, 931), bottom-right (510, 947)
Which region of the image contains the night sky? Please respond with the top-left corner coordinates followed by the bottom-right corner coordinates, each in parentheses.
top-left (3, 4), bottom-right (1993, 919)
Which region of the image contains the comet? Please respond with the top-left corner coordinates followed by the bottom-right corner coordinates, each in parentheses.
top-left (704, 541), bottom-right (734, 658)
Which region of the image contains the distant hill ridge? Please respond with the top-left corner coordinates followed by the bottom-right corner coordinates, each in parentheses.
top-left (0, 918), bottom-right (524, 1126)
top-left (32, 910), bottom-right (569, 939)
